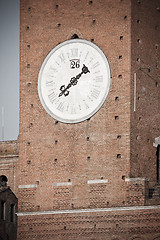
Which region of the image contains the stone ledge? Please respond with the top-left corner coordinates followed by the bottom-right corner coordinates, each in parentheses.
top-left (17, 205), bottom-right (160, 216)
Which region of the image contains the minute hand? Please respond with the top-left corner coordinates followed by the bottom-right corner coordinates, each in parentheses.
top-left (58, 64), bottom-right (90, 97)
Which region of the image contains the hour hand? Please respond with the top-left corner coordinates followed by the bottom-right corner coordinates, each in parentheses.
top-left (82, 64), bottom-right (90, 74)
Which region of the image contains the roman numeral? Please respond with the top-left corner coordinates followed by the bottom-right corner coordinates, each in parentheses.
top-left (49, 65), bottom-right (58, 73)
top-left (84, 52), bottom-right (89, 61)
top-left (46, 80), bottom-right (54, 87)
top-left (84, 102), bottom-right (89, 109)
top-left (91, 89), bottom-right (100, 99)
top-left (58, 53), bottom-right (65, 63)
top-left (57, 102), bottom-right (64, 112)
top-left (92, 61), bottom-right (100, 69)
top-left (95, 75), bottom-right (103, 82)
top-left (48, 91), bottom-right (56, 104)
top-left (71, 48), bottom-right (78, 58)
top-left (70, 106), bottom-right (76, 114)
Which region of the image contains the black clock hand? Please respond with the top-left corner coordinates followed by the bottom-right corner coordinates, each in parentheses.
top-left (59, 64), bottom-right (90, 97)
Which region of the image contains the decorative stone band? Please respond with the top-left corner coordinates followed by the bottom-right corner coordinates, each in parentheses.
top-left (18, 184), bottom-right (38, 189)
top-left (18, 180), bottom-right (108, 188)
top-left (17, 205), bottom-right (160, 216)
top-left (0, 155), bottom-right (19, 158)
top-left (52, 182), bottom-right (72, 187)
top-left (125, 177), bottom-right (149, 182)
top-left (87, 179), bottom-right (108, 184)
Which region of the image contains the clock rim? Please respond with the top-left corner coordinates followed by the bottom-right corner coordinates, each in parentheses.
top-left (38, 38), bottom-right (111, 124)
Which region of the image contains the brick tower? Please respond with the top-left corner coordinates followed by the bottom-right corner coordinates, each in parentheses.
top-left (17, 0), bottom-right (160, 239)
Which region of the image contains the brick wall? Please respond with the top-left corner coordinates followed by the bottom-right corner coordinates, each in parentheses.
top-left (19, 0), bottom-right (132, 210)
top-left (17, 0), bottom-right (160, 239)
top-left (17, 206), bottom-right (160, 240)
top-left (0, 140), bottom-right (18, 193)
top-left (130, 0), bottom-right (160, 188)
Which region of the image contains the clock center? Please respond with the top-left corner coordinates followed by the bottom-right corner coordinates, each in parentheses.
top-left (58, 64), bottom-right (90, 97)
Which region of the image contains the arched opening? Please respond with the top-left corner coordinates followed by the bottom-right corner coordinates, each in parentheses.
top-left (71, 34), bottom-right (79, 39)
top-left (156, 144), bottom-right (160, 184)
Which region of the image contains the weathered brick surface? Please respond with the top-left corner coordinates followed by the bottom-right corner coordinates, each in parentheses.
top-left (19, 0), bottom-right (132, 210)
top-left (17, 206), bottom-right (160, 240)
top-left (17, 0), bottom-right (160, 239)
top-left (130, 0), bottom-right (160, 187)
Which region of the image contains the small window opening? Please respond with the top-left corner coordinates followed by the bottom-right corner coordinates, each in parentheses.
top-left (118, 74), bottom-right (122, 78)
top-left (1, 201), bottom-right (6, 220)
top-left (115, 96), bottom-right (119, 101)
top-left (10, 204), bottom-right (15, 222)
top-left (149, 188), bottom-right (154, 199)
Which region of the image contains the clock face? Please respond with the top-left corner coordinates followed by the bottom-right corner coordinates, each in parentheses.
top-left (38, 39), bottom-right (111, 123)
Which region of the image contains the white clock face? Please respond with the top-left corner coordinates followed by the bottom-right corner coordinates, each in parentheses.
top-left (38, 39), bottom-right (111, 123)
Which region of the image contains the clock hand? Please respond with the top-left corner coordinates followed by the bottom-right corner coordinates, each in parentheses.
top-left (59, 64), bottom-right (90, 97)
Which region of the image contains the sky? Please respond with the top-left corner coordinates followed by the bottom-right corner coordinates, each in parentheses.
top-left (0, 0), bottom-right (19, 141)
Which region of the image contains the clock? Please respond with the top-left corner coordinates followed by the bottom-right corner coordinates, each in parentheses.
top-left (38, 39), bottom-right (111, 123)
